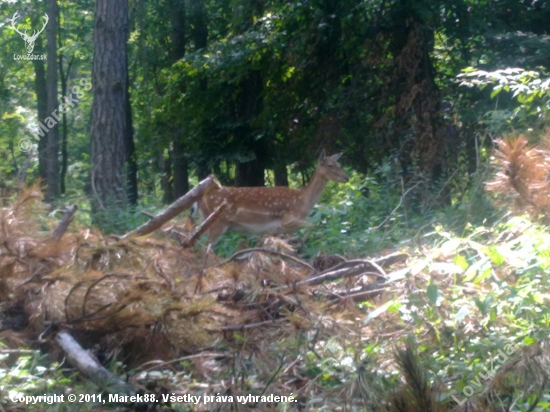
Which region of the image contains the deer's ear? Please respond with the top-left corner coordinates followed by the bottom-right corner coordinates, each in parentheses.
top-left (318, 149), bottom-right (326, 162)
top-left (331, 152), bottom-right (343, 161)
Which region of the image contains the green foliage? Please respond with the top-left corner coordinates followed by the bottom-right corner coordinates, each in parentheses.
top-left (0, 345), bottom-right (134, 411)
top-left (458, 67), bottom-right (550, 133)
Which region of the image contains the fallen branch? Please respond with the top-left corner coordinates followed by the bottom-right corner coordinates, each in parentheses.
top-left (51, 204), bottom-right (78, 240)
top-left (331, 284), bottom-right (388, 302)
top-left (300, 263), bottom-right (385, 286)
top-left (184, 201), bottom-right (228, 247)
top-left (372, 252), bottom-right (409, 267)
top-left (118, 175), bottom-right (220, 241)
top-left (55, 331), bottom-right (134, 393)
top-left (209, 247), bottom-right (316, 272)
top-left (318, 253), bottom-right (408, 275)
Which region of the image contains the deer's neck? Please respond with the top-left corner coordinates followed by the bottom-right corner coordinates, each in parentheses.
top-left (299, 169), bottom-right (328, 215)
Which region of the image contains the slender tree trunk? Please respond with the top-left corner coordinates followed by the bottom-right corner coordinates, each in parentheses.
top-left (160, 152), bottom-right (173, 204)
top-left (274, 163), bottom-right (288, 187)
top-left (172, 139), bottom-right (189, 197)
top-left (45, 0), bottom-right (60, 202)
top-left (170, 0), bottom-right (189, 198)
top-left (32, 36), bottom-right (48, 182)
top-left (125, 74), bottom-right (138, 205)
top-left (190, 0), bottom-right (210, 181)
top-left (234, 70), bottom-right (265, 187)
top-left (90, 0), bottom-right (129, 219)
top-left (58, 53), bottom-right (74, 196)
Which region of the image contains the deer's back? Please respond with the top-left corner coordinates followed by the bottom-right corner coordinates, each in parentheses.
top-left (199, 186), bottom-right (302, 219)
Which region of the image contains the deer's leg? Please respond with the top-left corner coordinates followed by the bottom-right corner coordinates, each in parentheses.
top-left (206, 219), bottom-right (229, 245)
top-left (281, 214), bottom-right (310, 233)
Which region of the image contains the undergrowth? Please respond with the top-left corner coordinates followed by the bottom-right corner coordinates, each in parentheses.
top-left (2, 203), bottom-right (550, 410)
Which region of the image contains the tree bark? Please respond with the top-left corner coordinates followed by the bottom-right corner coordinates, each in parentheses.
top-left (58, 53), bottom-right (74, 196)
top-left (173, 139), bottom-right (189, 197)
top-left (160, 152), bottom-right (173, 204)
top-left (90, 0), bottom-right (129, 218)
top-left (274, 163), bottom-right (289, 187)
top-left (125, 76), bottom-right (138, 205)
top-left (32, 36), bottom-right (48, 182)
top-left (235, 157), bottom-right (265, 187)
top-left (171, 0), bottom-right (189, 198)
top-left (45, 0), bottom-right (60, 202)
top-left (231, 3), bottom-right (265, 187)
top-left (56, 332), bottom-right (134, 394)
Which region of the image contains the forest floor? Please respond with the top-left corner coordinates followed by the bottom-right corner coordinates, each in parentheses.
top-left (1, 185), bottom-right (549, 411)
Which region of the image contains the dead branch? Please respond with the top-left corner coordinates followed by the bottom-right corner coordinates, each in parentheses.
top-left (210, 247), bottom-right (316, 272)
top-left (330, 284), bottom-right (388, 302)
top-left (299, 263), bottom-right (386, 286)
top-left (118, 175), bottom-right (220, 241)
top-left (213, 318), bottom-right (287, 332)
top-left (82, 273), bottom-right (132, 317)
top-left (372, 252), bottom-right (409, 267)
top-left (184, 200), bottom-right (227, 247)
top-left (168, 229), bottom-right (187, 246)
top-left (55, 331), bottom-right (134, 393)
top-left (63, 274), bottom-right (131, 322)
top-left (51, 204), bottom-right (78, 240)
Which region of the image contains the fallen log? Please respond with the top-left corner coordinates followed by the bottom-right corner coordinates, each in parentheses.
top-left (55, 331), bottom-right (134, 394)
top-left (118, 175), bottom-right (220, 241)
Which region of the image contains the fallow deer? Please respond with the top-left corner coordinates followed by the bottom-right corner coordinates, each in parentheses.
top-left (197, 150), bottom-right (349, 244)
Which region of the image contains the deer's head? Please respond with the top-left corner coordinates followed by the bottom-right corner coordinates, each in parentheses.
top-left (317, 150), bottom-right (349, 183)
top-left (10, 12), bottom-right (49, 55)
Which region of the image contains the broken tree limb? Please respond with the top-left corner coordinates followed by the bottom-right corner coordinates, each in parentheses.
top-left (118, 175), bottom-right (220, 241)
top-left (372, 252), bottom-right (409, 267)
top-left (209, 247), bottom-right (316, 272)
top-left (55, 331), bottom-right (135, 394)
top-left (184, 200), bottom-right (228, 248)
top-left (300, 262), bottom-right (386, 286)
top-left (51, 204), bottom-right (78, 240)
top-left (329, 282), bottom-right (388, 302)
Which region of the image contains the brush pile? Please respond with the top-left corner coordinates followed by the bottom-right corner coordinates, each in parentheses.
top-left (0, 183), bottom-right (399, 409)
top-left (2, 178), bottom-right (550, 411)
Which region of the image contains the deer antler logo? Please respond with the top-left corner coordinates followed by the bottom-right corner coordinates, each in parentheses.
top-left (10, 11), bottom-right (49, 55)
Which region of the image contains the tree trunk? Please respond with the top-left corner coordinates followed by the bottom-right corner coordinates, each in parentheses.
top-left (235, 158), bottom-right (264, 187)
top-left (125, 76), bottom-right (138, 205)
top-left (90, 0), bottom-right (129, 219)
top-left (172, 139), bottom-right (189, 197)
top-left (231, 3), bottom-right (265, 187)
top-left (32, 36), bottom-right (48, 182)
top-left (45, 0), bottom-right (60, 202)
top-left (58, 53), bottom-right (74, 196)
top-left (234, 70), bottom-right (265, 187)
top-left (160, 152), bottom-right (173, 204)
top-left (170, 0), bottom-right (189, 198)
top-left (274, 163), bottom-right (288, 187)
